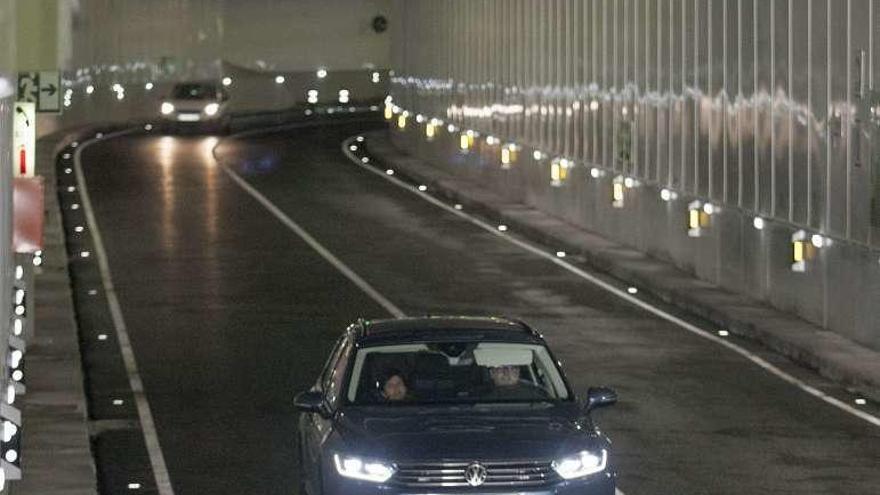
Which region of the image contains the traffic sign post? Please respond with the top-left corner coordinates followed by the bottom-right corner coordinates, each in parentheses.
top-left (12, 103), bottom-right (35, 178)
top-left (17, 71), bottom-right (60, 113)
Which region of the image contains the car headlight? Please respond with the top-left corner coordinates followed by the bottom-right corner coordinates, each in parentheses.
top-left (551, 449), bottom-right (607, 479)
top-left (333, 454), bottom-right (395, 483)
top-left (204, 102), bottom-right (220, 116)
top-left (161, 102), bottom-right (175, 115)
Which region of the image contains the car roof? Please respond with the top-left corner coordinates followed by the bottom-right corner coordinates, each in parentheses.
top-left (354, 316), bottom-right (545, 346)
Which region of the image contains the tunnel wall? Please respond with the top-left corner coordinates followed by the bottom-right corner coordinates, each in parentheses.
top-left (63, 0), bottom-right (392, 75)
top-left (0, 0), bottom-right (14, 389)
top-left (389, 0), bottom-right (880, 350)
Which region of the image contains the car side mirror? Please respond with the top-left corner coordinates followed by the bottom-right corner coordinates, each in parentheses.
top-left (294, 391), bottom-right (326, 415)
top-left (585, 387), bottom-right (617, 413)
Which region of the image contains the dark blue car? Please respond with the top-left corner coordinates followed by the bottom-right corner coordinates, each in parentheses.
top-left (295, 316), bottom-right (618, 495)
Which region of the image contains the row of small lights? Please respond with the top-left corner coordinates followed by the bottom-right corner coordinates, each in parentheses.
top-left (388, 98), bottom-right (843, 274)
top-left (70, 68), bottom-right (384, 107)
top-left (58, 142), bottom-right (146, 491)
top-left (2, 256), bottom-right (33, 488)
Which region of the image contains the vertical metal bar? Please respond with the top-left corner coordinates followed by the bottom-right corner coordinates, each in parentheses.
top-left (807, 0), bottom-right (813, 225)
top-left (788, 0), bottom-right (794, 222)
top-left (709, 0), bottom-right (715, 199)
top-left (683, 0), bottom-right (689, 191)
top-left (723, 0), bottom-right (729, 203)
top-left (653, 3), bottom-right (669, 182)
top-left (694, 0), bottom-right (700, 196)
top-left (669, 0), bottom-right (675, 186)
top-left (648, 0), bottom-right (654, 180)
top-left (754, 0), bottom-right (761, 213)
top-left (826, 0), bottom-right (832, 230)
top-left (770, 0), bottom-right (776, 218)
top-left (738, 0), bottom-right (744, 208)
top-left (846, 0), bottom-right (852, 238)
top-left (612, 0), bottom-right (619, 172)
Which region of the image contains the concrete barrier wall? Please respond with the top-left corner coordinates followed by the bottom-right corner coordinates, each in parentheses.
top-left (389, 0), bottom-right (880, 351)
top-left (0, 0), bottom-right (14, 388)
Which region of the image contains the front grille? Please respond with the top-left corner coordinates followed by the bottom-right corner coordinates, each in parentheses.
top-left (392, 460), bottom-right (557, 488)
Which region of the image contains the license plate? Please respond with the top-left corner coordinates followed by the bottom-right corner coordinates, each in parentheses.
top-left (177, 113), bottom-right (200, 122)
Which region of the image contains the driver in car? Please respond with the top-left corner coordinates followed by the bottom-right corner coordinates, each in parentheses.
top-left (487, 364), bottom-right (546, 401)
top-left (379, 369), bottom-right (411, 402)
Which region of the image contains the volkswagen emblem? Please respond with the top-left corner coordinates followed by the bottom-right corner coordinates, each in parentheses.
top-left (465, 462), bottom-right (488, 487)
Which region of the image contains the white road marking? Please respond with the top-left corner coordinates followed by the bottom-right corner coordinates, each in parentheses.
top-left (217, 161), bottom-right (406, 319)
top-left (339, 136), bottom-right (880, 431)
top-left (74, 130), bottom-right (176, 495)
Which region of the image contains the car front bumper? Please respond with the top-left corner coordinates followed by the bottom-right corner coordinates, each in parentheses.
top-left (321, 472), bottom-right (617, 495)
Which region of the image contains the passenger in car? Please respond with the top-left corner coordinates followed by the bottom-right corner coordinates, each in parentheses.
top-left (380, 369), bottom-right (411, 402)
top-left (487, 365), bottom-right (546, 400)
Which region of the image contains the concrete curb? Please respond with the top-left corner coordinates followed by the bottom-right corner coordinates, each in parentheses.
top-left (363, 130), bottom-right (880, 404)
top-left (16, 126), bottom-right (119, 495)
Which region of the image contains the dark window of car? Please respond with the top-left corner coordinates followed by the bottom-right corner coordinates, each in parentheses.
top-left (172, 83), bottom-right (217, 100)
top-left (345, 341), bottom-right (571, 405)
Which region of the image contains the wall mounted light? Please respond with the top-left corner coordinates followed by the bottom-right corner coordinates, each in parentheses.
top-left (688, 201), bottom-right (715, 237)
top-left (660, 188), bottom-right (678, 202)
top-left (501, 144), bottom-right (519, 168)
top-left (791, 230), bottom-right (829, 272)
top-left (612, 176), bottom-right (625, 208)
top-left (460, 131), bottom-right (475, 152)
top-left (551, 158), bottom-right (572, 187)
top-left (792, 230), bottom-right (810, 272)
top-left (425, 118), bottom-right (441, 140)
top-left (753, 217), bottom-right (765, 230)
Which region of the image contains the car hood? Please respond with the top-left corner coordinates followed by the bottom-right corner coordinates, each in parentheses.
top-left (334, 403), bottom-right (600, 461)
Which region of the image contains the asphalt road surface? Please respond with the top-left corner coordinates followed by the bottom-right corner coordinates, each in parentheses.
top-left (66, 118), bottom-right (880, 495)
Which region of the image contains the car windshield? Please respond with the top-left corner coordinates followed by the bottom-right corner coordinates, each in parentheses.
top-left (172, 84), bottom-right (216, 100)
top-left (346, 342), bottom-right (570, 405)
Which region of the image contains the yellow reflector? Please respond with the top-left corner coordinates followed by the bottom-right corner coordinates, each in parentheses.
top-left (397, 114), bottom-right (406, 129)
top-left (426, 124), bottom-right (435, 138)
top-left (384, 105), bottom-right (393, 120)
top-left (613, 183), bottom-right (624, 202)
top-left (501, 147), bottom-right (511, 165)
top-left (689, 209), bottom-right (700, 230)
top-left (551, 163), bottom-right (561, 182)
top-left (793, 241), bottom-right (805, 262)
top-left (460, 134), bottom-right (470, 150)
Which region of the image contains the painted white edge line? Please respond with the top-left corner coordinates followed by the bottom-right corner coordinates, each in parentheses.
top-left (215, 159), bottom-right (406, 319)
top-left (340, 136), bottom-right (880, 431)
top-left (74, 129), bottom-right (176, 495)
